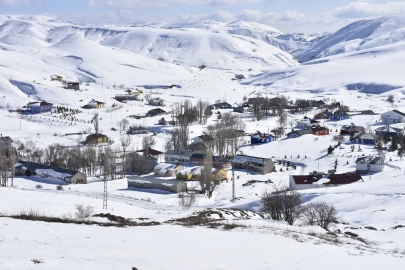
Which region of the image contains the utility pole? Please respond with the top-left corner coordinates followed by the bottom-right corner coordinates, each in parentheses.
top-left (232, 164), bottom-right (235, 203)
top-left (103, 156), bottom-right (108, 210)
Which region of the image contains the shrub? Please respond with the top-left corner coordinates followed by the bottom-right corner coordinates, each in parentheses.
top-left (178, 193), bottom-right (197, 210)
top-left (74, 203), bottom-right (94, 219)
top-left (302, 201), bottom-right (338, 230)
top-left (56, 185), bottom-right (64, 190)
top-left (261, 185), bottom-right (302, 225)
top-left (157, 57), bottom-right (165, 62)
top-left (35, 184), bottom-right (43, 189)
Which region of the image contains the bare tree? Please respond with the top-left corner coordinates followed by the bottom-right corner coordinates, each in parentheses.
top-left (0, 142), bottom-right (8, 186)
top-left (261, 184), bottom-right (302, 225)
top-left (278, 112), bottom-right (287, 127)
top-left (117, 119), bottom-right (130, 133)
top-left (303, 201), bottom-right (338, 230)
top-left (92, 112), bottom-right (99, 135)
top-left (120, 136), bottom-right (132, 157)
top-left (8, 146), bottom-right (16, 187)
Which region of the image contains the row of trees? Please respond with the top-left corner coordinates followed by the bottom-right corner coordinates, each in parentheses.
top-left (261, 185), bottom-right (338, 229)
top-left (0, 143), bottom-right (16, 187)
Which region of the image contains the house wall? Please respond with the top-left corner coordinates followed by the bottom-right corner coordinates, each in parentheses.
top-left (355, 138), bottom-right (375, 144)
top-left (70, 172), bottom-right (87, 184)
top-left (263, 160), bottom-right (275, 174)
top-left (356, 164), bottom-right (384, 172)
top-left (381, 111), bottom-right (405, 124)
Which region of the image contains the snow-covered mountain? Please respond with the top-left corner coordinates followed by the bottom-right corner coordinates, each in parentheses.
top-left (296, 15), bottom-right (405, 62)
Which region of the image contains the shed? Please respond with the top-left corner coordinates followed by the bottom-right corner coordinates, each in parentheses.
top-left (15, 161), bottom-right (87, 184)
top-left (232, 155), bottom-right (275, 174)
top-left (127, 177), bottom-right (187, 193)
top-left (354, 133), bottom-right (377, 145)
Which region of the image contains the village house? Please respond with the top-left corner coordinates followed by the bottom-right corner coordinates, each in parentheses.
top-left (149, 98), bottom-right (166, 106)
top-left (180, 142), bottom-right (206, 154)
top-left (356, 154), bottom-right (385, 173)
top-left (353, 133), bottom-right (377, 145)
top-left (164, 149), bottom-right (194, 163)
top-left (85, 99), bottom-right (105, 109)
top-left (251, 132), bottom-right (276, 144)
top-left (127, 126), bottom-right (148, 135)
top-left (137, 147), bottom-right (164, 162)
top-left (86, 133), bottom-right (108, 144)
top-left (186, 166), bottom-right (228, 181)
top-left (330, 111), bottom-right (350, 121)
top-left (358, 110), bottom-right (376, 115)
top-left (127, 176), bottom-right (187, 193)
top-left (67, 82), bottom-right (80, 91)
top-left (26, 101), bottom-right (53, 113)
top-left (374, 125), bottom-right (403, 137)
top-left (190, 134), bottom-right (214, 145)
top-left (189, 153), bottom-right (231, 169)
top-left (126, 152), bottom-right (158, 173)
top-left (288, 128), bottom-right (313, 138)
top-left (124, 89), bottom-right (143, 95)
top-left (340, 124), bottom-right (364, 135)
top-left (211, 102), bottom-right (232, 110)
top-left (289, 171), bottom-right (363, 190)
top-left (154, 163), bottom-right (184, 177)
top-left (232, 155), bottom-right (275, 175)
top-left (313, 112), bottom-right (330, 120)
top-left (147, 108), bottom-right (167, 117)
top-left (315, 100), bottom-right (326, 108)
top-left (381, 110), bottom-right (405, 124)
top-left (311, 126), bottom-right (329, 136)
top-left (15, 161), bottom-right (87, 184)
top-left (115, 93), bottom-right (143, 101)
top-left (0, 135), bottom-right (14, 150)
top-left (51, 75), bottom-right (63, 82)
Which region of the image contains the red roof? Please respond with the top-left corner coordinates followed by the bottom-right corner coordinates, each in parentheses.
top-left (325, 174), bottom-right (362, 185)
top-left (40, 101), bottom-right (53, 106)
top-left (291, 174), bottom-right (325, 184)
top-left (137, 148), bottom-right (163, 156)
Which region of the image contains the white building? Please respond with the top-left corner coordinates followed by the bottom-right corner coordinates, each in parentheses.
top-left (115, 93), bottom-right (143, 101)
top-left (355, 154), bottom-right (385, 172)
top-left (380, 110), bottom-right (405, 124)
top-left (289, 171), bottom-right (363, 190)
top-left (149, 98), bottom-right (166, 106)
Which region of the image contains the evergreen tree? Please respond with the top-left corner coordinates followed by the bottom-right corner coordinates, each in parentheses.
top-left (327, 145), bottom-right (334, 155)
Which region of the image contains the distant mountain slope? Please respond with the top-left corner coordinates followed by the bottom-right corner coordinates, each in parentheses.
top-left (45, 24), bottom-right (298, 71)
top-left (297, 15), bottom-right (405, 63)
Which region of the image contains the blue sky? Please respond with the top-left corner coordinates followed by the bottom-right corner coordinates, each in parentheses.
top-left (1, 0), bottom-right (404, 32)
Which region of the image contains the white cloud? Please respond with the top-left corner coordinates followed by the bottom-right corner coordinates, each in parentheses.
top-left (330, 1), bottom-right (405, 18)
top-left (0, 0), bottom-right (31, 6)
top-left (279, 10), bottom-right (306, 21)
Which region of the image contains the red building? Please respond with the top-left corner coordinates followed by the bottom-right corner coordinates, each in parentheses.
top-left (311, 126), bottom-right (329, 136)
top-left (314, 113), bottom-right (330, 119)
top-left (340, 125), bottom-right (364, 135)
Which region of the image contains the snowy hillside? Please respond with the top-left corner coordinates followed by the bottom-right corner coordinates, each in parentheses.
top-left (2, 13), bottom-right (405, 269)
top-left (297, 15), bottom-right (405, 62)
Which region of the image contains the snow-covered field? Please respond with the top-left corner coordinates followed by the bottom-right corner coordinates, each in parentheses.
top-left (1, 14), bottom-right (405, 269)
